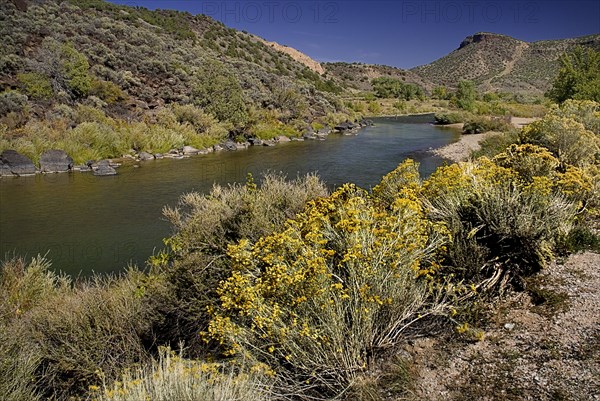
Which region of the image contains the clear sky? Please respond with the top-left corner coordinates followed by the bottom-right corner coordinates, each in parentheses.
top-left (108, 0), bottom-right (600, 69)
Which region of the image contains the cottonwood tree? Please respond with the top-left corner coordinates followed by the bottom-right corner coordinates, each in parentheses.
top-left (547, 46), bottom-right (600, 103)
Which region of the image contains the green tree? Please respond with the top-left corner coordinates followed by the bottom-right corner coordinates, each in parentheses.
top-left (399, 83), bottom-right (424, 101)
top-left (191, 60), bottom-right (248, 128)
top-left (547, 46), bottom-right (600, 103)
top-left (371, 77), bottom-right (424, 100)
top-left (432, 86), bottom-right (448, 100)
top-left (453, 80), bottom-right (477, 111)
top-left (60, 43), bottom-right (93, 97)
top-left (371, 77), bottom-right (402, 98)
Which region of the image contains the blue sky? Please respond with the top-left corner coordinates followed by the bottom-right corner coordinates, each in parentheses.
top-left (108, 0), bottom-right (600, 69)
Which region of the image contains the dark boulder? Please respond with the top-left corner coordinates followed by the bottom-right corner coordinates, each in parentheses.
top-left (138, 151), bottom-right (154, 161)
top-left (224, 141), bottom-right (238, 151)
top-left (93, 164), bottom-right (117, 176)
top-left (40, 149), bottom-right (73, 172)
top-left (334, 121), bottom-right (357, 132)
top-left (0, 150), bottom-right (36, 175)
top-left (248, 137), bottom-right (263, 146)
top-left (0, 160), bottom-right (13, 176)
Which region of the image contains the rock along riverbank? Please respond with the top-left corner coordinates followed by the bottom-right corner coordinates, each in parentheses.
top-left (0, 119), bottom-right (373, 178)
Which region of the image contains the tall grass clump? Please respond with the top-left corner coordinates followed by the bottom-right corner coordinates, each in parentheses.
top-left (93, 347), bottom-right (272, 401)
top-left (207, 183), bottom-right (451, 399)
top-left (0, 256), bottom-right (64, 401)
top-left (0, 257), bottom-right (170, 400)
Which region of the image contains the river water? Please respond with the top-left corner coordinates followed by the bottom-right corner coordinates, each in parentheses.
top-left (0, 115), bottom-right (460, 275)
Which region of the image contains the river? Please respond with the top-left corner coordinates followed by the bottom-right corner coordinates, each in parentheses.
top-left (0, 115), bottom-right (460, 276)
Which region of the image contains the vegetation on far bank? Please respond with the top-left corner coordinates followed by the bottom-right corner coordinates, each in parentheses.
top-left (1, 100), bottom-right (598, 400)
top-left (0, 0), bottom-right (353, 166)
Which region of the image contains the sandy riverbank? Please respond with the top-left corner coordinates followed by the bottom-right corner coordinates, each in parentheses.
top-left (430, 130), bottom-right (501, 162)
top-left (430, 117), bottom-right (539, 162)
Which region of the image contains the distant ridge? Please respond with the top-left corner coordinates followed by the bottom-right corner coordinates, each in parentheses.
top-left (411, 32), bottom-right (600, 94)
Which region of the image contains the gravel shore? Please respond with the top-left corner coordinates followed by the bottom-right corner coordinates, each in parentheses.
top-left (431, 130), bottom-right (501, 162)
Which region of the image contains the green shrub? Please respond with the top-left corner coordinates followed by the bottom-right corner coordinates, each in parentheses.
top-left (17, 73), bottom-right (53, 99)
top-left (250, 121), bottom-right (298, 140)
top-left (434, 112), bottom-right (467, 125)
top-left (191, 60), bottom-right (248, 128)
top-left (0, 326), bottom-right (41, 401)
top-left (462, 117), bottom-right (512, 134)
top-left (170, 104), bottom-right (222, 134)
top-left (368, 100), bottom-right (381, 114)
top-left (462, 121), bottom-right (485, 134)
top-left (0, 90), bottom-right (28, 117)
top-left (62, 121), bottom-right (128, 163)
top-left (0, 257), bottom-right (173, 400)
top-left (90, 79), bottom-right (126, 104)
top-left (0, 257), bottom-right (64, 401)
top-left (472, 131), bottom-right (520, 159)
top-left (60, 43), bottom-right (93, 98)
top-left (558, 225), bottom-right (600, 254)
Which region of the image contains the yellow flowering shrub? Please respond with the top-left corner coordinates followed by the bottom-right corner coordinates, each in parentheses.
top-left (372, 158), bottom-right (421, 206)
top-left (207, 183), bottom-right (448, 398)
top-left (492, 144), bottom-right (559, 183)
top-left (520, 114), bottom-right (599, 166)
top-left (151, 173), bottom-right (328, 356)
top-left (423, 157), bottom-right (578, 284)
top-left (422, 157), bottom-right (516, 203)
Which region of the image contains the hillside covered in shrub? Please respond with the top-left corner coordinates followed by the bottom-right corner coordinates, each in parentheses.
top-left (411, 32), bottom-right (600, 95)
top-left (0, 0), bottom-right (350, 164)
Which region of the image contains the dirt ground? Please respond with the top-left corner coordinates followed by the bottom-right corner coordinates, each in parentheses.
top-left (401, 252), bottom-right (600, 401)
